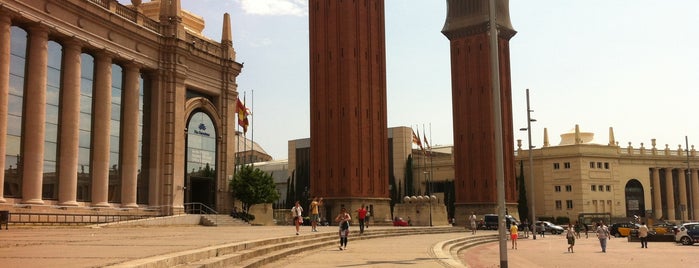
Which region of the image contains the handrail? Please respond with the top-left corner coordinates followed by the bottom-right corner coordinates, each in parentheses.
top-left (184, 203), bottom-right (219, 226)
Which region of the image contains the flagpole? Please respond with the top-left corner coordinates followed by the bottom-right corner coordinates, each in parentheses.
top-left (243, 91), bottom-right (247, 166)
top-left (250, 90), bottom-right (254, 167)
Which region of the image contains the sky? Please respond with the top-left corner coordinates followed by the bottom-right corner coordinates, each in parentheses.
top-left (127, 0), bottom-right (699, 160)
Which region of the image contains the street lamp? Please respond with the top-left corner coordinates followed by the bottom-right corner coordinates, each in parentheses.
top-left (519, 88), bottom-right (537, 239)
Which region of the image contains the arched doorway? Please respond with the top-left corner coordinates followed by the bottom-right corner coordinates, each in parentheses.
top-left (625, 179), bottom-right (645, 217)
top-left (185, 111), bottom-right (217, 209)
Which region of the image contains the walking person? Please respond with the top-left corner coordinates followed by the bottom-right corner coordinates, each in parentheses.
top-left (566, 223), bottom-right (576, 253)
top-left (309, 197), bottom-right (323, 232)
top-left (595, 222), bottom-right (610, 252)
top-left (510, 223), bottom-right (518, 249)
top-left (522, 219), bottom-right (530, 238)
top-left (356, 204), bottom-right (367, 234)
top-left (574, 221), bottom-right (581, 239)
top-left (335, 207), bottom-right (352, 250)
top-left (468, 212), bottom-right (477, 234)
top-left (584, 223), bottom-right (589, 238)
top-left (638, 221), bottom-right (649, 248)
top-left (291, 201), bottom-right (303, 235)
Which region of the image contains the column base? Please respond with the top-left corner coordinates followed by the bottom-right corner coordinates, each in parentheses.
top-left (57, 201), bottom-right (79, 206)
top-left (121, 203), bottom-right (139, 208)
top-left (21, 198), bottom-right (45, 205)
top-left (91, 202), bottom-right (111, 207)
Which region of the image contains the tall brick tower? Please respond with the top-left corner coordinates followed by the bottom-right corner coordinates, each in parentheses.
top-left (309, 0), bottom-right (390, 222)
top-left (442, 0), bottom-right (519, 222)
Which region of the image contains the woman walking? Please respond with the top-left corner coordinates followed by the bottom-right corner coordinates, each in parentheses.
top-left (335, 207), bottom-right (352, 250)
top-left (566, 223), bottom-right (576, 253)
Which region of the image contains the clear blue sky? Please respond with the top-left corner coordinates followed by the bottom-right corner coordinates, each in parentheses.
top-left (128, 0), bottom-right (699, 160)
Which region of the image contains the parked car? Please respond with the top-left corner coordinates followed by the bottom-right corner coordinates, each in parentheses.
top-left (534, 221), bottom-right (564, 234)
top-left (483, 214), bottom-right (521, 230)
top-left (609, 222), bottom-right (641, 237)
top-left (675, 222), bottom-right (699, 245)
top-left (393, 217), bottom-right (409, 227)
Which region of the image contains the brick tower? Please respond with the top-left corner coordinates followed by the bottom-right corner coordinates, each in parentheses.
top-left (308, 0), bottom-right (390, 223)
top-left (442, 0), bottom-right (519, 223)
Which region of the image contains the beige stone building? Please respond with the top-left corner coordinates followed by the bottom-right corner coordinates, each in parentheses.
top-left (0, 0), bottom-right (243, 218)
top-left (516, 125), bottom-right (699, 224)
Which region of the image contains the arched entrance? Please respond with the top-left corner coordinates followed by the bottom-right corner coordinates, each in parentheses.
top-left (185, 111), bottom-right (217, 209)
top-left (625, 179), bottom-right (645, 217)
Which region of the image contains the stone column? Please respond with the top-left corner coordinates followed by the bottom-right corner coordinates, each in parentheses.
top-left (91, 52), bottom-right (112, 207)
top-left (0, 14), bottom-right (11, 203)
top-left (120, 62), bottom-right (140, 208)
top-left (56, 40), bottom-right (82, 206)
top-left (691, 169), bottom-right (699, 221)
top-left (679, 168), bottom-right (689, 221)
top-left (665, 168), bottom-right (675, 220)
top-left (651, 168), bottom-right (662, 220)
top-left (21, 25), bottom-right (49, 205)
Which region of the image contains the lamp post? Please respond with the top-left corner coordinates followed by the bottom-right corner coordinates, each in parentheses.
top-left (687, 136), bottom-right (693, 221)
top-left (519, 88), bottom-right (537, 239)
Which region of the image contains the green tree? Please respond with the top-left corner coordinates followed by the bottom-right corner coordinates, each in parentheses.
top-left (230, 165), bottom-right (280, 212)
top-left (517, 160), bottom-right (529, 222)
top-left (405, 155), bottom-right (414, 196)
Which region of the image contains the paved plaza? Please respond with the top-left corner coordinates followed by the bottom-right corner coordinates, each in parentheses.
top-left (0, 225), bottom-right (697, 267)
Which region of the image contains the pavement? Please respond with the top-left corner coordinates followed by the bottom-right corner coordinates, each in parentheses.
top-left (0, 225), bottom-right (697, 268)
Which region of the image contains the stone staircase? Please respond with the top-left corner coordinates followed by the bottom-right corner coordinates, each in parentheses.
top-left (106, 226), bottom-right (481, 268)
top-left (200, 214), bottom-right (250, 227)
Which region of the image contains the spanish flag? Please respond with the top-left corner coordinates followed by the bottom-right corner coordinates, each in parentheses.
top-left (412, 130), bottom-right (424, 150)
top-left (237, 98), bottom-right (251, 133)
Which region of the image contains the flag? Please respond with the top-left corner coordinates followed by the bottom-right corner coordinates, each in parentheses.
top-left (412, 129), bottom-right (424, 151)
top-left (422, 130), bottom-right (430, 150)
top-left (237, 97), bottom-right (251, 133)
top-left (423, 130), bottom-right (431, 156)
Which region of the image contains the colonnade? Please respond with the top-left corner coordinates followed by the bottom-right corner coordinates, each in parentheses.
top-left (651, 167), bottom-right (699, 221)
top-left (0, 16), bottom-right (143, 207)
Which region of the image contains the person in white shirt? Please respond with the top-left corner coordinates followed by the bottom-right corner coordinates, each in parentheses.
top-left (638, 221), bottom-right (649, 248)
top-left (291, 201), bottom-right (303, 235)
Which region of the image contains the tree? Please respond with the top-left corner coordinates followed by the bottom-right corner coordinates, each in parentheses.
top-left (517, 160), bottom-right (529, 222)
top-left (405, 155), bottom-right (414, 196)
top-left (230, 165), bottom-right (280, 212)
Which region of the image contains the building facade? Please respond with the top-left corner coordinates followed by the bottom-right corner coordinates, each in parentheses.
top-left (0, 0), bottom-right (243, 217)
top-left (516, 126), bottom-right (699, 223)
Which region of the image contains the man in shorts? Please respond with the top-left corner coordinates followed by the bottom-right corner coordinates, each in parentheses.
top-left (310, 197), bottom-right (323, 232)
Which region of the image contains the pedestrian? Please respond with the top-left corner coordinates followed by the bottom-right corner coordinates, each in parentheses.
top-left (584, 223), bottom-right (589, 238)
top-left (469, 212), bottom-right (477, 234)
top-left (309, 197), bottom-right (323, 232)
top-left (538, 222), bottom-right (546, 238)
top-left (335, 207), bottom-right (352, 250)
top-left (566, 223), bottom-right (576, 253)
top-left (574, 221), bottom-right (581, 239)
top-left (510, 223), bottom-right (518, 249)
top-left (595, 222), bottom-right (610, 252)
top-left (291, 201), bottom-right (303, 235)
top-left (522, 219), bottom-right (529, 238)
top-left (356, 204), bottom-right (367, 234)
top-left (638, 221), bottom-right (649, 248)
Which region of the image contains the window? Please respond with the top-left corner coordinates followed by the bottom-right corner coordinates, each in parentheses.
top-left (606, 185), bottom-right (611, 192)
top-left (604, 162), bottom-right (610, 169)
top-left (597, 162), bottom-right (602, 168)
top-left (599, 185), bottom-right (603, 191)
top-left (591, 185), bottom-right (596, 191)
top-left (566, 200), bottom-right (574, 209)
top-left (555, 186), bottom-right (561, 192)
top-left (565, 185), bottom-right (572, 192)
top-left (564, 162), bottom-right (571, 169)
top-left (553, 163), bottom-right (560, 169)
top-left (590, 162), bottom-right (595, 168)
top-left (555, 200), bottom-right (562, 210)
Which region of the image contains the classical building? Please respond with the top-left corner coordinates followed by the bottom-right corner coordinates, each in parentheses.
top-left (0, 0), bottom-right (243, 217)
top-left (308, 0), bottom-right (391, 220)
top-left (442, 0), bottom-right (518, 220)
top-left (516, 125), bottom-right (699, 223)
